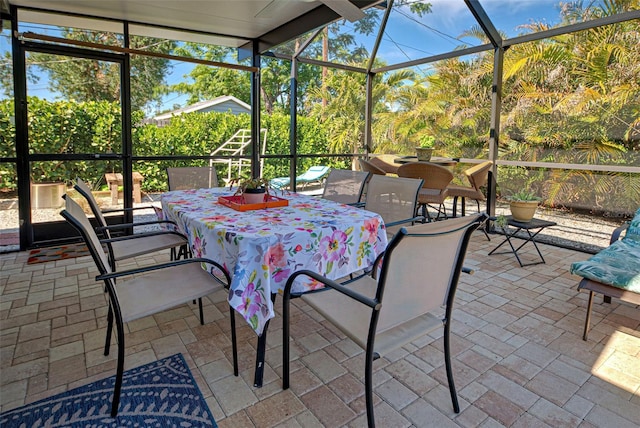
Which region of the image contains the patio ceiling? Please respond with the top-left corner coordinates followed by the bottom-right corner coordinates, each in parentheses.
top-left (5, 1), bottom-right (638, 73)
top-left (4, 0), bottom-right (381, 52)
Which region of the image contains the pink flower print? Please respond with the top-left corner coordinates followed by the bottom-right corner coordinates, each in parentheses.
top-left (294, 244), bottom-right (302, 252)
top-left (307, 277), bottom-right (326, 291)
top-left (364, 218), bottom-right (380, 244)
top-left (319, 230), bottom-right (347, 262)
top-left (264, 243), bottom-right (287, 269)
top-left (273, 267), bottom-right (291, 282)
top-left (238, 282), bottom-right (262, 318)
top-left (192, 234), bottom-right (206, 257)
top-left (203, 214), bottom-right (231, 222)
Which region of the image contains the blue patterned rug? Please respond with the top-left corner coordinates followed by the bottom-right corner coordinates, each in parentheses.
top-left (0, 354), bottom-right (217, 427)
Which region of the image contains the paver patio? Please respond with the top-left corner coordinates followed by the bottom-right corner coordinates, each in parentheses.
top-left (1, 230), bottom-right (638, 427)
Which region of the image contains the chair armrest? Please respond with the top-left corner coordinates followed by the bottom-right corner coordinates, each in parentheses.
top-left (385, 216), bottom-right (425, 229)
top-left (96, 220), bottom-right (178, 232)
top-left (369, 250), bottom-right (387, 280)
top-left (101, 206), bottom-right (155, 214)
top-left (96, 257), bottom-right (230, 287)
top-left (283, 269), bottom-right (379, 309)
top-left (100, 229), bottom-right (186, 243)
top-left (610, 222), bottom-right (629, 244)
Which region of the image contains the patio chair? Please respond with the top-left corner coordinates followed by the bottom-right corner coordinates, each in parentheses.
top-left (282, 213), bottom-right (485, 427)
top-left (321, 169), bottom-right (370, 205)
top-left (270, 165), bottom-right (330, 190)
top-left (358, 158), bottom-right (386, 176)
top-left (73, 178), bottom-right (189, 270)
top-left (446, 161), bottom-right (492, 217)
top-left (368, 154), bottom-right (400, 175)
top-left (167, 166), bottom-right (219, 190)
top-left (356, 159), bottom-right (385, 205)
top-left (364, 175), bottom-right (423, 237)
top-left (60, 195), bottom-right (238, 417)
top-left (397, 162), bottom-right (454, 222)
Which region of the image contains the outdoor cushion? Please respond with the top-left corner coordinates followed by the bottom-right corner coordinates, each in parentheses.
top-left (270, 166), bottom-right (330, 189)
top-left (270, 176), bottom-right (291, 189)
top-left (570, 207), bottom-right (640, 293)
top-left (625, 207), bottom-right (640, 242)
top-left (570, 239), bottom-right (640, 293)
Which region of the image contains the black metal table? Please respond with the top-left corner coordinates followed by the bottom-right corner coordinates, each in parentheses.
top-left (489, 216), bottom-right (557, 267)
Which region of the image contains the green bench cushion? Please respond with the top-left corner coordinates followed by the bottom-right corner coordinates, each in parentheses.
top-left (626, 207), bottom-right (640, 243)
top-left (570, 240), bottom-right (640, 293)
top-left (570, 208), bottom-right (640, 294)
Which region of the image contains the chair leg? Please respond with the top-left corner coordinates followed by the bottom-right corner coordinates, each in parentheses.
top-left (583, 290), bottom-right (595, 341)
top-left (452, 196), bottom-right (458, 218)
top-left (104, 304), bottom-right (113, 356)
top-left (439, 203), bottom-right (447, 220)
top-left (443, 318), bottom-right (460, 413)
top-left (365, 347), bottom-right (376, 427)
top-left (422, 204), bottom-right (432, 223)
top-left (230, 308), bottom-right (238, 376)
top-left (476, 213), bottom-right (491, 241)
top-left (282, 295), bottom-right (291, 389)
top-left (454, 197), bottom-right (466, 217)
top-left (111, 316), bottom-right (126, 417)
top-left (176, 243), bottom-right (190, 260)
top-left (198, 298), bottom-right (204, 325)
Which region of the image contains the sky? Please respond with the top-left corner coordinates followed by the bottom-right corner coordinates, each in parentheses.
top-left (0, 0), bottom-right (582, 114)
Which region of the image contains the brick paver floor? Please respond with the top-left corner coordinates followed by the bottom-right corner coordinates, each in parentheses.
top-left (1, 230), bottom-right (638, 427)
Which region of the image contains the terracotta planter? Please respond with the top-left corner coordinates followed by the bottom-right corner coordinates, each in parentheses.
top-left (509, 200), bottom-right (539, 222)
top-left (415, 147), bottom-right (433, 161)
top-left (241, 188), bottom-right (266, 204)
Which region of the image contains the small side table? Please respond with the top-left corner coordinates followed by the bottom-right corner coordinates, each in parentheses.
top-left (489, 216), bottom-right (557, 267)
top-left (104, 172), bottom-right (144, 205)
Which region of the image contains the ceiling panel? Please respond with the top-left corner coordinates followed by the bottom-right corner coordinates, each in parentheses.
top-left (7, 0), bottom-right (381, 50)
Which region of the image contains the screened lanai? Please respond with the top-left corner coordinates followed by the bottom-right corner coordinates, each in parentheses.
top-left (0, 0), bottom-right (639, 250)
top-left (1, 2), bottom-right (640, 427)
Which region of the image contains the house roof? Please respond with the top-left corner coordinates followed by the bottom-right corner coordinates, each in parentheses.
top-left (153, 95), bottom-right (251, 121)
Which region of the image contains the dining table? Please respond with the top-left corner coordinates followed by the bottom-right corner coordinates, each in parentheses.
top-left (393, 155), bottom-right (459, 168)
top-left (160, 187), bottom-right (389, 386)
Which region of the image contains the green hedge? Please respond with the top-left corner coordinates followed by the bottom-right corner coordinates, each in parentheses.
top-left (0, 98), bottom-right (340, 192)
top-left (1, 98), bottom-right (636, 214)
top-left (1, 98), bottom-right (124, 188)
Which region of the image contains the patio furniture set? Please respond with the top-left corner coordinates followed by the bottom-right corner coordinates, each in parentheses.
top-left (58, 166), bottom-right (638, 426)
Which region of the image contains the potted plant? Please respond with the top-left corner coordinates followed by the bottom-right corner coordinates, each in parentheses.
top-left (416, 135), bottom-right (435, 161)
top-left (30, 166), bottom-right (68, 209)
top-left (507, 190), bottom-right (542, 222)
top-left (229, 177), bottom-right (270, 204)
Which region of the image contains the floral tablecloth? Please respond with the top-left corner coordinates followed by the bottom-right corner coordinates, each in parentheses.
top-left (161, 188), bottom-right (388, 335)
